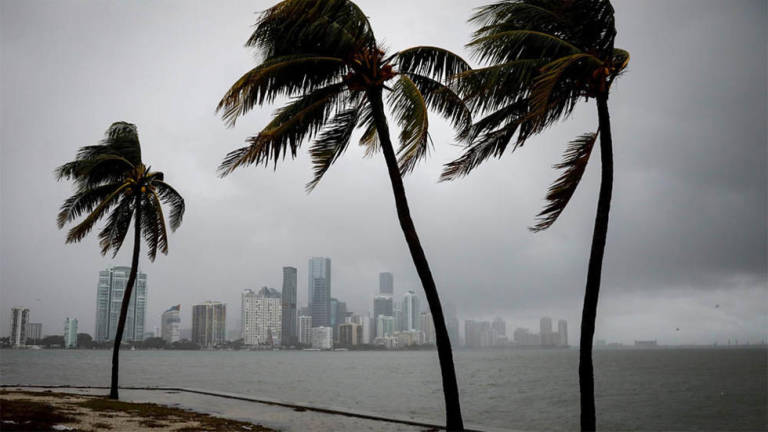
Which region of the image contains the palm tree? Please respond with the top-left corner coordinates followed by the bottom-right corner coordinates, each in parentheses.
top-left (441, 1), bottom-right (629, 430)
top-left (56, 122), bottom-right (185, 400)
top-left (216, 1), bottom-right (470, 429)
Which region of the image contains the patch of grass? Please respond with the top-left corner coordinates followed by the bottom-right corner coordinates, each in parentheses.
top-left (0, 398), bottom-right (79, 431)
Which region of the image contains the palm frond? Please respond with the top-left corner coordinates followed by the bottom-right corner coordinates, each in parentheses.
top-left (403, 72), bottom-right (472, 137)
top-left (97, 194), bottom-right (134, 257)
top-left (395, 46), bottom-right (470, 83)
top-left (388, 75), bottom-right (430, 175)
top-left (468, 29), bottom-right (581, 65)
top-left (441, 121), bottom-right (519, 181)
top-left (216, 54), bottom-right (345, 126)
top-left (57, 181), bottom-right (126, 228)
top-left (357, 100), bottom-right (379, 156)
top-left (154, 181), bottom-right (185, 231)
top-left (218, 82), bottom-right (348, 176)
top-left (142, 191), bottom-right (169, 261)
top-left (455, 59), bottom-right (542, 113)
top-left (306, 105), bottom-right (361, 191)
top-left (531, 131), bottom-right (598, 232)
top-left (65, 182), bottom-right (131, 244)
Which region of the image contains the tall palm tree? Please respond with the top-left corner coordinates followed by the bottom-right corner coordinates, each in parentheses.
top-left (216, 1), bottom-right (470, 429)
top-left (56, 122), bottom-right (185, 400)
top-left (441, 1), bottom-right (629, 430)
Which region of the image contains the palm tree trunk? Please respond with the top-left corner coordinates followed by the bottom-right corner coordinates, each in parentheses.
top-left (579, 93), bottom-right (613, 431)
top-left (109, 196), bottom-right (142, 399)
top-left (366, 87), bottom-right (464, 431)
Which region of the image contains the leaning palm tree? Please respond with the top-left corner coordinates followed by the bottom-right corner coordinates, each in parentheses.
top-left (56, 122), bottom-right (185, 400)
top-left (442, 1), bottom-right (629, 430)
top-left (216, 1), bottom-right (470, 429)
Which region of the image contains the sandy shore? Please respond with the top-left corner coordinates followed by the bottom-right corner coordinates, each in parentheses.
top-left (0, 389), bottom-right (276, 431)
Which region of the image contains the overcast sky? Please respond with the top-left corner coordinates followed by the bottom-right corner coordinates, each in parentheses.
top-left (1, 0), bottom-right (765, 345)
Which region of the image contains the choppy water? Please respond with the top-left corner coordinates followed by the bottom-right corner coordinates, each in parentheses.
top-left (1, 348), bottom-right (765, 431)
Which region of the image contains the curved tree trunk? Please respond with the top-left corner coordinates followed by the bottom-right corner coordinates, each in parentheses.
top-left (579, 93), bottom-right (613, 431)
top-left (366, 87), bottom-right (464, 431)
top-left (109, 196), bottom-right (142, 399)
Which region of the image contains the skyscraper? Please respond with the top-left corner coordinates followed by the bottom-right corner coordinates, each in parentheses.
top-left (281, 266), bottom-right (298, 346)
top-left (192, 301), bottom-right (226, 348)
top-left (25, 323), bottom-right (42, 343)
top-left (401, 290), bottom-right (420, 331)
top-left (94, 266), bottom-right (147, 342)
top-left (540, 317), bottom-right (555, 346)
top-left (492, 317), bottom-right (507, 338)
top-left (308, 257), bottom-right (331, 327)
top-left (444, 302), bottom-right (460, 347)
top-left (420, 312), bottom-right (436, 344)
top-left (64, 317), bottom-right (78, 348)
top-left (161, 305), bottom-right (181, 343)
top-left (242, 287), bottom-right (282, 346)
top-left (558, 319), bottom-right (568, 346)
top-left (10, 307), bottom-right (29, 347)
top-left (338, 322), bottom-right (362, 346)
top-left (376, 315), bottom-right (395, 338)
top-left (298, 315), bottom-right (312, 345)
top-left (379, 272), bottom-right (393, 295)
top-left (373, 295), bottom-right (393, 337)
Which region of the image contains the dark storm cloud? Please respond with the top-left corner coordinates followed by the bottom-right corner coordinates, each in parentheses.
top-left (1, 0), bottom-right (765, 345)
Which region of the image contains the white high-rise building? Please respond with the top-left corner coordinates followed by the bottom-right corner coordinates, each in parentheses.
top-left (10, 307), bottom-right (29, 347)
top-left (311, 326), bottom-right (333, 350)
top-left (161, 305), bottom-right (181, 343)
top-left (64, 317), bottom-right (78, 348)
top-left (298, 315), bottom-right (312, 345)
top-left (94, 266), bottom-right (148, 342)
top-left (401, 290), bottom-right (420, 331)
top-left (25, 323), bottom-right (42, 343)
top-left (420, 312), bottom-right (435, 344)
top-left (242, 287), bottom-right (282, 346)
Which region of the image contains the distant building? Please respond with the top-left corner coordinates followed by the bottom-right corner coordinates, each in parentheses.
top-left (401, 291), bottom-right (420, 331)
top-left (25, 322), bottom-right (42, 343)
top-left (242, 287), bottom-right (282, 346)
top-left (377, 315), bottom-right (395, 338)
top-left (634, 340), bottom-right (658, 347)
top-left (492, 317), bottom-right (506, 338)
top-left (444, 302), bottom-right (459, 347)
top-left (281, 266), bottom-right (298, 346)
top-left (338, 322), bottom-right (362, 346)
top-left (379, 272), bottom-right (393, 295)
top-left (180, 328), bottom-right (192, 340)
top-left (161, 305), bottom-right (181, 343)
top-left (64, 318), bottom-right (78, 348)
top-left (513, 327), bottom-right (540, 346)
top-left (298, 315), bottom-right (312, 345)
top-left (95, 266), bottom-right (147, 342)
top-left (373, 295), bottom-right (393, 337)
top-left (10, 307), bottom-right (29, 347)
top-left (558, 320), bottom-right (568, 346)
top-left (420, 312), bottom-right (435, 344)
top-left (192, 301), bottom-right (226, 348)
top-left (311, 326), bottom-right (333, 350)
top-left (540, 317), bottom-right (558, 346)
top-left (308, 257), bottom-right (331, 328)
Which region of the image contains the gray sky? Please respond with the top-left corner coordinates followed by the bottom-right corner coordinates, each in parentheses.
top-left (1, 0), bottom-right (765, 345)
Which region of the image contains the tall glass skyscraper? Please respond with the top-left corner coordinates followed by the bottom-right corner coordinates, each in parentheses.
top-left (378, 272), bottom-right (393, 295)
top-left (94, 266), bottom-right (147, 342)
top-left (401, 290), bottom-right (420, 331)
top-left (281, 266), bottom-right (298, 346)
top-left (308, 257), bottom-right (331, 327)
top-left (192, 301), bottom-right (226, 347)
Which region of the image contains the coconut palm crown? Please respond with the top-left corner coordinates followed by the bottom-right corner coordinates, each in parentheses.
top-left (441, 1), bottom-right (629, 431)
top-left (216, 1), bottom-right (471, 429)
top-left (444, 0), bottom-right (628, 229)
top-left (56, 122), bottom-right (184, 400)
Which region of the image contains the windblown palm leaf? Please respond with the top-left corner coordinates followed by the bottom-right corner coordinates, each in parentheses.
top-left (215, 1), bottom-right (470, 429)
